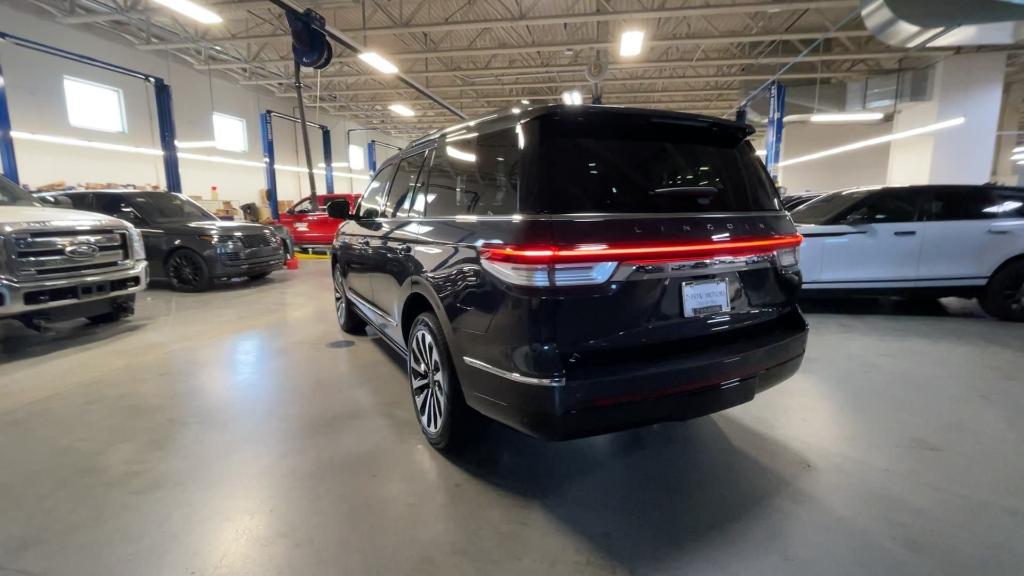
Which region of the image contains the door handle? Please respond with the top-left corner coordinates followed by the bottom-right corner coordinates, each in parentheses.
top-left (988, 229), bottom-right (1010, 235)
top-left (397, 244), bottom-right (412, 255)
top-left (893, 231), bottom-right (917, 236)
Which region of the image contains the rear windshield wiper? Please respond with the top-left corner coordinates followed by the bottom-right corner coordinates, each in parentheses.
top-left (649, 186), bottom-right (719, 195)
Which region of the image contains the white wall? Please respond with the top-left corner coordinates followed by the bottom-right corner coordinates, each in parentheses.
top-left (777, 122), bottom-right (892, 194)
top-left (887, 52), bottom-right (1006, 186)
top-left (0, 2), bottom-right (405, 206)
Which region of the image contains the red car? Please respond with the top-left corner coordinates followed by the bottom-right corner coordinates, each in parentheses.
top-left (277, 193), bottom-right (361, 250)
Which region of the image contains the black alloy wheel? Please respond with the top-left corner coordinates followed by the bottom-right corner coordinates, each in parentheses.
top-left (167, 250), bottom-right (211, 292)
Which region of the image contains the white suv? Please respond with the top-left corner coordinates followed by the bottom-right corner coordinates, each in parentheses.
top-left (791, 185), bottom-right (1024, 321)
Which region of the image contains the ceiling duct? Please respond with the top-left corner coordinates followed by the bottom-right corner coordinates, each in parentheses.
top-left (862, 0), bottom-right (1024, 47)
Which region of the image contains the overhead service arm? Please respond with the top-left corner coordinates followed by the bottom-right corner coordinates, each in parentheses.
top-left (267, 0), bottom-right (467, 121)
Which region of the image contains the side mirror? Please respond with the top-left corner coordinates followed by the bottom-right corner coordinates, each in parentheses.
top-left (326, 199), bottom-right (351, 219)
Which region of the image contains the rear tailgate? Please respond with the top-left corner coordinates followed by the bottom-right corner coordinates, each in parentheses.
top-left (543, 214), bottom-right (801, 355)
top-left (517, 107), bottom-right (801, 356)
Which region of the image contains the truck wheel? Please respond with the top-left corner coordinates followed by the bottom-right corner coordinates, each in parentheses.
top-left (167, 249), bottom-right (212, 292)
top-left (981, 261), bottom-right (1024, 322)
top-left (87, 295), bottom-right (136, 324)
top-left (333, 264), bottom-right (365, 334)
top-left (407, 312), bottom-right (476, 451)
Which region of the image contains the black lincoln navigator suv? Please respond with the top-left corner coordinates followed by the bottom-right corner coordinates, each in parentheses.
top-left (329, 105), bottom-right (807, 448)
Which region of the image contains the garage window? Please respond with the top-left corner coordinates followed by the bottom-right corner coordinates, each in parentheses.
top-left (63, 76), bottom-right (126, 133)
top-left (213, 113), bottom-right (248, 152)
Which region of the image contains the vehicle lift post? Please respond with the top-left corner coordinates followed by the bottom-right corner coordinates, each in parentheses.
top-left (0, 30), bottom-right (181, 192)
top-left (260, 110), bottom-right (334, 220)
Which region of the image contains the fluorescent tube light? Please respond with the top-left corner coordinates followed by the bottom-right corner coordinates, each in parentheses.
top-left (348, 144), bottom-right (365, 170)
top-left (619, 30), bottom-right (645, 57)
top-left (149, 0), bottom-right (222, 24)
top-left (809, 112), bottom-right (885, 123)
top-left (388, 104), bottom-right (416, 117)
top-left (755, 150), bottom-right (767, 156)
top-left (778, 117), bottom-right (965, 167)
top-left (520, 99), bottom-right (530, 105)
top-left (12, 130), bottom-right (369, 180)
top-left (175, 140), bottom-right (217, 149)
top-left (12, 130), bottom-right (163, 156)
top-left (562, 90), bottom-right (583, 105)
top-left (1013, 146), bottom-right (1024, 154)
top-left (358, 52), bottom-right (399, 74)
top-left (446, 145), bottom-right (476, 163)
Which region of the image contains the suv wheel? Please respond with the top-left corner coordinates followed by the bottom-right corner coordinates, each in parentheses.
top-left (167, 249), bottom-right (212, 292)
top-left (407, 312), bottom-right (474, 450)
top-left (333, 264), bottom-right (366, 333)
top-left (982, 261), bottom-right (1024, 322)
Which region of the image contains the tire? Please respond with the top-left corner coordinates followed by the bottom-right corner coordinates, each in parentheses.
top-left (981, 261), bottom-right (1024, 322)
top-left (248, 271), bottom-right (271, 280)
top-left (166, 249), bottom-right (212, 292)
top-left (333, 264), bottom-right (366, 334)
top-left (86, 295), bottom-right (136, 324)
top-left (407, 312), bottom-right (476, 451)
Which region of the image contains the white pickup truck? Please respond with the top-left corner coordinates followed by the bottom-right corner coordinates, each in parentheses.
top-left (1, 175), bottom-right (148, 330)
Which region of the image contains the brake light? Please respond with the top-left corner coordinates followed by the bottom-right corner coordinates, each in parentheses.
top-left (479, 234), bottom-right (803, 286)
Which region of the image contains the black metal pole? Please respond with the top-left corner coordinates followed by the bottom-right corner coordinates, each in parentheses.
top-left (293, 60), bottom-right (318, 209)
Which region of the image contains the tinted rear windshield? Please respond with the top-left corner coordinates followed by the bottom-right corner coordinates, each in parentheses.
top-left (523, 114), bottom-right (781, 214)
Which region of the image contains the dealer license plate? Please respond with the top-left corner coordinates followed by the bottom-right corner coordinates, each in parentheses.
top-left (682, 279), bottom-right (731, 317)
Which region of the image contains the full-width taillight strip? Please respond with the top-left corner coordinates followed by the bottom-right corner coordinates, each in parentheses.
top-left (481, 234), bottom-right (803, 264)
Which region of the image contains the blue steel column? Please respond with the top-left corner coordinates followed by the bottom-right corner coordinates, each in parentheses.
top-left (0, 62), bottom-right (19, 183)
top-left (764, 81), bottom-right (786, 183)
top-left (322, 127), bottom-right (334, 194)
top-left (260, 111), bottom-right (280, 220)
top-left (153, 79), bottom-right (181, 193)
top-left (367, 140), bottom-right (377, 174)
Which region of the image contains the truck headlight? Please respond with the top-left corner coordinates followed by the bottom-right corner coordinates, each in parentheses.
top-left (129, 227), bottom-right (146, 260)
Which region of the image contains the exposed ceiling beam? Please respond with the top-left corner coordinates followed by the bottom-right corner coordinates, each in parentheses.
top-left (265, 70), bottom-right (883, 97)
top-left (230, 51), bottom-right (935, 85)
top-left (336, 0), bottom-right (859, 36)
top-left (153, 29), bottom-right (873, 55)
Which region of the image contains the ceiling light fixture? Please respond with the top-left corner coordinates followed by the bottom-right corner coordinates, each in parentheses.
top-left (520, 99), bottom-right (530, 105)
top-left (358, 52), bottom-right (399, 74)
top-left (809, 112), bottom-right (885, 123)
top-left (619, 30), bottom-right (645, 57)
top-left (779, 117), bottom-right (965, 167)
top-left (561, 90), bottom-right (583, 105)
top-left (388, 104), bottom-right (416, 117)
top-left (149, 0), bottom-right (222, 24)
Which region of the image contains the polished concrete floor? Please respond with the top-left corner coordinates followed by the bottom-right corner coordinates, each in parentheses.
top-left (1, 260), bottom-right (1022, 575)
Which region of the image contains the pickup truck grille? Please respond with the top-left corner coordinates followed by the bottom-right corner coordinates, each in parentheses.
top-left (10, 229), bottom-right (130, 279)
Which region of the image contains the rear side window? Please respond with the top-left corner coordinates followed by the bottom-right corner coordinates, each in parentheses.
top-left (93, 193), bottom-right (144, 225)
top-left (845, 189), bottom-right (920, 224)
top-left (423, 129), bottom-right (519, 217)
top-left (986, 188), bottom-right (1024, 217)
top-left (387, 151), bottom-right (428, 218)
top-left (356, 164), bottom-right (396, 220)
top-left (927, 187), bottom-right (996, 221)
top-left (527, 116), bottom-right (779, 214)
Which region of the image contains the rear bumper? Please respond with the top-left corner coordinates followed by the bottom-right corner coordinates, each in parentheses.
top-left (0, 261), bottom-right (148, 317)
top-left (457, 310), bottom-right (808, 440)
